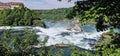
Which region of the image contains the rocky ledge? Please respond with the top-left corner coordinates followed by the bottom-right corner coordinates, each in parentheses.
top-left (102, 30), bottom-right (116, 38)
top-left (54, 44), bottom-right (69, 48)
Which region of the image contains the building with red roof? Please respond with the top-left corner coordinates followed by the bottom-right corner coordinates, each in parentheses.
top-left (0, 2), bottom-right (23, 9)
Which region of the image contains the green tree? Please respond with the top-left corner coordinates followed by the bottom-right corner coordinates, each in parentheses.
top-left (0, 29), bottom-right (39, 56)
top-left (0, 4), bottom-right (45, 27)
top-left (64, 0), bottom-right (120, 31)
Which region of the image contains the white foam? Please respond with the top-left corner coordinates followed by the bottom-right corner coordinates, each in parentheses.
top-left (35, 27), bottom-right (109, 50)
top-left (0, 26), bottom-right (109, 50)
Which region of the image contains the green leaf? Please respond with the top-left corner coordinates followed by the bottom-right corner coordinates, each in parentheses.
top-left (104, 15), bottom-right (109, 22)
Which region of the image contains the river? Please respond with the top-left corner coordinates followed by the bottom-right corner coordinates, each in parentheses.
top-left (0, 20), bottom-right (111, 50)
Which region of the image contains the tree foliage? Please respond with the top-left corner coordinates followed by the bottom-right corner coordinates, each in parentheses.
top-left (64, 0), bottom-right (120, 56)
top-left (67, 0), bottom-right (120, 31)
top-left (0, 30), bottom-right (65, 56)
top-left (0, 29), bottom-right (39, 56)
top-left (0, 4), bottom-right (45, 27)
top-left (34, 8), bottom-right (73, 20)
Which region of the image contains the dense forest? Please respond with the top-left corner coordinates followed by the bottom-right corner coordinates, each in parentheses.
top-left (33, 8), bottom-right (73, 20)
top-left (0, 4), bottom-right (45, 27)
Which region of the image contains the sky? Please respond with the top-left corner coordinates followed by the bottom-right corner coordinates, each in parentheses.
top-left (0, 0), bottom-right (78, 10)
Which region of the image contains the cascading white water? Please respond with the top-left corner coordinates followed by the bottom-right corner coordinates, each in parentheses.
top-left (0, 20), bottom-right (111, 50)
top-left (34, 26), bottom-right (109, 50)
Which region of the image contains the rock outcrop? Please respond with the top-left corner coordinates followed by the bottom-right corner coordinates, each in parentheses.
top-left (66, 26), bottom-right (72, 30)
top-left (66, 18), bottom-right (82, 31)
top-left (74, 24), bottom-right (82, 31)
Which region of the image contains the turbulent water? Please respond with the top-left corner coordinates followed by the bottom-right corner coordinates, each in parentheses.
top-left (0, 20), bottom-right (110, 50)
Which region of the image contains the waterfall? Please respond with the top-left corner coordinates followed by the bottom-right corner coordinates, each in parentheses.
top-left (0, 20), bottom-right (111, 50)
top-left (34, 26), bottom-right (109, 50)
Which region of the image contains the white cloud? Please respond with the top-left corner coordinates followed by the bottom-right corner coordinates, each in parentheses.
top-left (0, 0), bottom-right (77, 10)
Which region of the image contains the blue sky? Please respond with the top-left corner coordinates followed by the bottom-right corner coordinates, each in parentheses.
top-left (0, 0), bottom-right (78, 10)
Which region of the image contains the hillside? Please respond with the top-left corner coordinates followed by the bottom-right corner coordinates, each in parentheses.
top-left (33, 8), bottom-right (73, 20)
